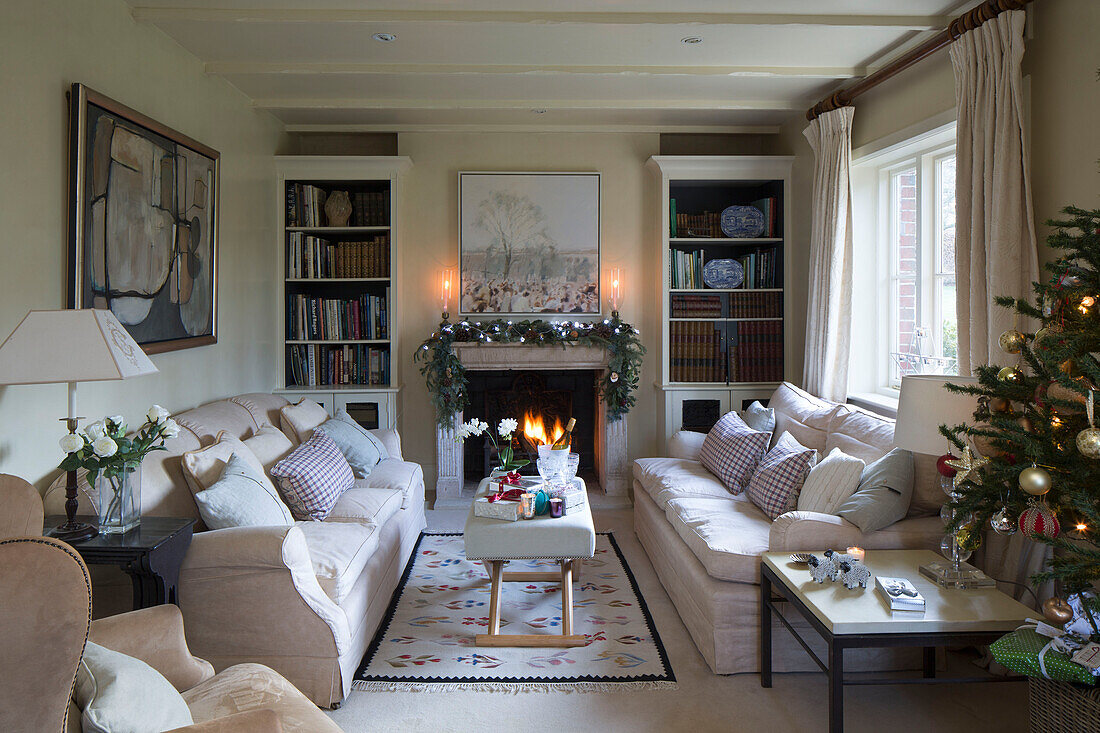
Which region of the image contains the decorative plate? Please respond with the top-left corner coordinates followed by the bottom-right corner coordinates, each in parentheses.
top-left (702, 258), bottom-right (745, 289)
top-left (789, 552), bottom-right (814, 565)
top-left (720, 205), bottom-right (766, 238)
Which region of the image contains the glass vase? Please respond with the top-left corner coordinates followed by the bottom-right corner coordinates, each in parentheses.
top-left (96, 463), bottom-right (141, 534)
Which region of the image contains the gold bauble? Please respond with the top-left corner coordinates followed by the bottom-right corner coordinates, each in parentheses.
top-left (999, 329), bottom-right (1026, 355)
top-left (1042, 597), bottom-right (1073, 626)
top-left (956, 523), bottom-right (983, 552)
top-left (1034, 326), bottom-right (1061, 353)
top-left (1059, 358), bottom-right (1080, 377)
top-left (1077, 427), bottom-right (1100, 458)
top-left (1019, 465), bottom-right (1052, 496)
top-left (998, 366), bottom-right (1024, 383)
top-left (989, 397), bottom-right (1013, 414)
top-left (1017, 415), bottom-right (1034, 432)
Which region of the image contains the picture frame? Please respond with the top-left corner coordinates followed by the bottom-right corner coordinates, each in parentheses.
top-left (458, 172), bottom-right (600, 316)
top-left (67, 82), bottom-right (219, 354)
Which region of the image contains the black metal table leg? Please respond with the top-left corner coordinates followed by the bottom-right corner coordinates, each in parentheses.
top-left (761, 569), bottom-right (773, 688)
top-left (923, 646), bottom-right (937, 679)
top-left (829, 640), bottom-right (844, 733)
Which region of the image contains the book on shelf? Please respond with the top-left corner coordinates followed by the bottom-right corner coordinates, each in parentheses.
top-left (732, 321), bottom-right (783, 383)
top-left (727, 291), bottom-right (782, 318)
top-left (749, 197), bottom-right (779, 238)
top-left (288, 289), bottom-right (390, 341)
top-left (286, 184), bottom-right (389, 228)
top-left (669, 198), bottom-right (677, 238)
top-left (287, 344), bottom-right (390, 387)
top-left (670, 291), bottom-right (782, 319)
top-left (351, 190), bottom-right (390, 227)
top-left (669, 321), bottom-right (725, 383)
top-left (286, 234), bottom-right (390, 279)
top-left (734, 247), bottom-right (780, 289)
top-left (875, 576), bottom-right (926, 612)
top-left (670, 249), bottom-right (706, 289)
top-left (675, 211), bottom-right (722, 238)
top-left (671, 293), bottom-right (722, 318)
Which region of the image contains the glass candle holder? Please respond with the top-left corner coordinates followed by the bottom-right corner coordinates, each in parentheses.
top-left (520, 492), bottom-right (536, 519)
top-left (549, 497), bottom-right (564, 518)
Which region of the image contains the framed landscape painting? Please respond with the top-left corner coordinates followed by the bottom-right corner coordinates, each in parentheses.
top-left (459, 172), bottom-right (600, 316)
top-left (68, 83), bottom-right (219, 354)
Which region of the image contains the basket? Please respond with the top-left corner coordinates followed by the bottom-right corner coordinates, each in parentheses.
top-left (1029, 678), bottom-right (1100, 733)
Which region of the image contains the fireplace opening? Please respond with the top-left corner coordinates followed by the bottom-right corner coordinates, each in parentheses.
top-left (463, 370), bottom-right (597, 482)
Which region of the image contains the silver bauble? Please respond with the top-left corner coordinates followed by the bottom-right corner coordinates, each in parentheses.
top-left (1077, 427), bottom-right (1100, 459)
top-left (991, 508), bottom-right (1017, 536)
top-left (1019, 465), bottom-right (1052, 496)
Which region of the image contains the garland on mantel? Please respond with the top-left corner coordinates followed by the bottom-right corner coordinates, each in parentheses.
top-left (415, 317), bottom-right (645, 426)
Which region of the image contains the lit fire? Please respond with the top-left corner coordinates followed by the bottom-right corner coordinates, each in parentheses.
top-left (522, 410), bottom-right (564, 447)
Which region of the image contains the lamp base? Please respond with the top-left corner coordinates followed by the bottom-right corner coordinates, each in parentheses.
top-left (918, 560), bottom-right (996, 589)
top-left (48, 521), bottom-right (98, 544)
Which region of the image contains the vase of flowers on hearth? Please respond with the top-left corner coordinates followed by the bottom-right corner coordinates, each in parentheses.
top-left (59, 405), bottom-right (180, 534)
top-left (455, 416), bottom-right (529, 477)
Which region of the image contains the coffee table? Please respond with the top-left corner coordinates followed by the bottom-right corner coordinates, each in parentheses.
top-left (463, 476), bottom-right (596, 648)
top-left (760, 549), bottom-right (1032, 733)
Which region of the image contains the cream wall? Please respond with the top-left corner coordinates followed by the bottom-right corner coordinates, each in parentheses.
top-left (0, 0), bottom-right (283, 488)
top-left (395, 132), bottom-right (661, 486)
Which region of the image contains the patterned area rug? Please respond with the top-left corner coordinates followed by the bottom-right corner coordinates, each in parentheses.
top-left (353, 532), bottom-right (675, 692)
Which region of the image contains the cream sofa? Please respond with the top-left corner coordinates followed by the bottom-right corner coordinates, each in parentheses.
top-left (633, 382), bottom-right (944, 674)
top-left (45, 393), bottom-right (427, 708)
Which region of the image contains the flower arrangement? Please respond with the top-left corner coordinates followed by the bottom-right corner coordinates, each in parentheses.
top-left (456, 416), bottom-right (528, 472)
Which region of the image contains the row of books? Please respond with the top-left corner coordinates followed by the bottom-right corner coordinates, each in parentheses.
top-left (288, 291), bottom-right (389, 341)
top-left (737, 248), bottom-right (781, 289)
top-left (670, 292), bottom-right (783, 319)
top-left (287, 344), bottom-right (391, 388)
top-left (668, 320), bottom-right (784, 383)
top-left (668, 196), bottom-right (779, 238)
top-left (752, 196), bottom-right (779, 238)
top-left (285, 185), bottom-right (390, 228)
top-left (286, 233), bottom-right (390, 279)
top-left (670, 249), bottom-right (706, 289)
top-left (348, 191), bottom-right (390, 227)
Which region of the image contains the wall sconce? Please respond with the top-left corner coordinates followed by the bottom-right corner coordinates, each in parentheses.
top-left (609, 266), bottom-right (623, 318)
top-left (440, 267), bottom-right (454, 321)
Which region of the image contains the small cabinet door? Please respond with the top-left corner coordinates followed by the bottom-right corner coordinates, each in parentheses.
top-left (665, 388), bottom-right (732, 442)
top-left (333, 392), bottom-right (396, 431)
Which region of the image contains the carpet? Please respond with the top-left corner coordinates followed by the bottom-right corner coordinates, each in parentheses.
top-left (353, 532), bottom-right (676, 692)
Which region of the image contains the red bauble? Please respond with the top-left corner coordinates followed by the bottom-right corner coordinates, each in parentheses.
top-left (937, 453), bottom-right (959, 477)
top-left (1019, 504), bottom-right (1061, 540)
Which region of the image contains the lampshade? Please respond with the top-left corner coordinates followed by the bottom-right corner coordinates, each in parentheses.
top-left (0, 309), bottom-right (157, 385)
top-left (893, 374), bottom-right (979, 456)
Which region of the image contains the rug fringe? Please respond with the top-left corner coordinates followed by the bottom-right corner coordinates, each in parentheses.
top-left (351, 680), bottom-right (678, 694)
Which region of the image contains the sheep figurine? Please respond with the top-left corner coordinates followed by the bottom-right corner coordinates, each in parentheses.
top-left (807, 554), bottom-right (840, 583)
top-left (839, 561), bottom-right (871, 590)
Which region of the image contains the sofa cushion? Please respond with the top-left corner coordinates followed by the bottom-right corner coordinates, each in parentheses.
top-left (664, 497), bottom-right (772, 583)
top-left (182, 663), bottom-right (343, 732)
top-left (326, 487), bottom-right (404, 527)
top-left (632, 458), bottom-right (731, 508)
top-left (668, 430), bottom-right (706, 460)
top-left (193, 452), bottom-right (294, 530)
top-left (909, 453), bottom-right (945, 518)
top-left (797, 448), bottom-right (864, 515)
top-left (228, 393), bottom-right (291, 434)
top-left (296, 521), bottom-right (380, 603)
top-left (181, 432), bottom-right (273, 497)
top-left (242, 425), bottom-right (295, 474)
top-left (362, 458), bottom-right (424, 509)
top-left (279, 398), bottom-right (330, 445)
top-left (76, 641), bottom-right (194, 733)
top-left (315, 409), bottom-right (389, 478)
top-left (836, 448), bottom-right (916, 533)
top-left (174, 400), bottom-right (258, 446)
top-left (741, 401), bottom-right (776, 436)
top-left (745, 432), bottom-right (818, 520)
top-left (824, 407), bottom-right (895, 464)
top-left (270, 431), bottom-right (354, 521)
top-left (698, 412), bottom-right (771, 494)
top-left (768, 382), bottom-right (843, 452)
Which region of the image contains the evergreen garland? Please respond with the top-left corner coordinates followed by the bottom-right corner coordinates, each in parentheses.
top-left (415, 316), bottom-right (645, 426)
top-left (941, 206), bottom-right (1100, 591)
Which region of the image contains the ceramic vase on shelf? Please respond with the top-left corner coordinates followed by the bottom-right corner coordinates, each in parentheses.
top-left (96, 463), bottom-right (141, 534)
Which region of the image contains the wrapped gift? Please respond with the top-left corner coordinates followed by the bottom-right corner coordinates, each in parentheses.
top-left (990, 628), bottom-right (1097, 685)
top-left (550, 481), bottom-right (586, 511)
top-left (473, 497), bottom-right (521, 522)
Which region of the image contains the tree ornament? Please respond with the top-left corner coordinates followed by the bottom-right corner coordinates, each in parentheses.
top-left (989, 397), bottom-right (1012, 414)
top-left (1058, 273), bottom-right (1083, 288)
top-left (944, 447), bottom-right (989, 489)
top-left (990, 507), bottom-right (1017, 536)
top-left (1018, 502), bottom-right (1060, 540)
top-left (1076, 389), bottom-right (1100, 458)
top-left (609, 372), bottom-right (619, 383)
top-left (1033, 326), bottom-right (1062, 353)
top-left (1019, 464), bottom-right (1052, 496)
top-left (998, 365), bottom-right (1024, 383)
top-left (998, 329), bottom-right (1026, 354)
top-left (1016, 415), bottom-right (1034, 433)
top-left (1047, 382), bottom-right (1087, 413)
top-left (1059, 358), bottom-right (1080, 377)
top-left (570, 330), bottom-right (579, 339)
top-left (936, 453), bottom-right (958, 477)
top-left (1042, 596), bottom-right (1073, 626)
top-left (955, 522), bottom-right (983, 552)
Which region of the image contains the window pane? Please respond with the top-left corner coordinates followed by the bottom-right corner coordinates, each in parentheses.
top-left (938, 156), bottom-right (956, 275)
top-left (937, 276), bottom-right (959, 375)
top-left (892, 168), bottom-right (919, 383)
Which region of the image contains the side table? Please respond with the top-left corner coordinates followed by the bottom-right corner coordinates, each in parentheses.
top-left (43, 515), bottom-right (195, 609)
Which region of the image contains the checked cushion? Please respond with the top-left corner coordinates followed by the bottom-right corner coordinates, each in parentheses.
top-left (745, 432), bottom-right (818, 520)
top-left (271, 429), bottom-right (354, 521)
top-left (698, 411), bottom-right (771, 495)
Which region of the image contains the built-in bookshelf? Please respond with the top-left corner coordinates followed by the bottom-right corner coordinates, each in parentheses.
top-left (647, 156), bottom-right (793, 447)
top-left (275, 157), bottom-right (411, 430)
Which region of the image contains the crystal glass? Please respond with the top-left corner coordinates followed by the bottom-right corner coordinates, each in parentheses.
top-left (564, 452), bottom-right (580, 481)
top-left (536, 445), bottom-right (567, 486)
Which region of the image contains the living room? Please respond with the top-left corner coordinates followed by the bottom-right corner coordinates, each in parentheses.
top-left (1, 0), bottom-right (1098, 731)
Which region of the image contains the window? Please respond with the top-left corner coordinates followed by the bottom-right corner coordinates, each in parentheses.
top-left (851, 122), bottom-right (957, 397)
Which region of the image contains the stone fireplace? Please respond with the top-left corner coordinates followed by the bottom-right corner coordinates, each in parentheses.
top-left (434, 342), bottom-right (629, 507)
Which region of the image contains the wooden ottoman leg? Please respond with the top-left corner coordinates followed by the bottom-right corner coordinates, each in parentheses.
top-left (561, 560), bottom-right (574, 636)
top-left (487, 560), bottom-right (503, 635)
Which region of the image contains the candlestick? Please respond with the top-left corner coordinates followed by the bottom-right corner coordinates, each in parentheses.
top-left (609, 266), bottom-right (623, 316)
top-left (440, 268), bottom-right (454, 320)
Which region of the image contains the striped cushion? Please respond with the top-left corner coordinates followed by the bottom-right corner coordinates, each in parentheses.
top-left (698, 411), bottom-right (771, 495)
top-left (271, 430), bottom-right (354, 521)
top-left (746, 432), bottom-right (818, 519)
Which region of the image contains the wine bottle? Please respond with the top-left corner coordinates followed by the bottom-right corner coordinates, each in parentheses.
top-left (551, 418), bottom-right (576, 451)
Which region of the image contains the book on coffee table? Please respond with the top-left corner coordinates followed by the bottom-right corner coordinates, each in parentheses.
top-left (876, 576), bottom-right (926, 611)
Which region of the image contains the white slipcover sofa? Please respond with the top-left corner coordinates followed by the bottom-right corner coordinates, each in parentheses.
top-left (45, 393), bottom-right (426, 708)
top-left (633, 382), bottom-right (944, 674)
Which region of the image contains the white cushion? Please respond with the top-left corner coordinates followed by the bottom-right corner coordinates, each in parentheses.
top-left (664, 497), bottom-right (772, 583)
top-left (768, 382), bottom-right (844, 452)
top-left (327, 486), bottom-right (404, 526)
top-left (362, 458), bottom-right (423, 508)
top-left (668, 430), bottom-right (706, 460)
top-left (741, 401), bottom-right (776, 435)
top-left (632, 458), bottom-right (732, 509)
top-left (797, 448), bottom-right (865, 514)
top-left (279, 398), bottom-right (330, 445)
top-left (193, 452), bottom-right (294, 529)
top-left (242, 425), bottom-right (295, 473)
top-left (76, 641), bottom-right (193, 733)
top-left (181, 432), bottom-right (273, 497)
top-left (824, 407), bottom-right (895, 463)
top-left (297, 521), bottom-right (380, 603)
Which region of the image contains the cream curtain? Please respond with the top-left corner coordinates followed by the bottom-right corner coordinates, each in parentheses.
top-left (802, 107), bottom-right (855, 402)
top-left (951, 9), bottom-right (1039, 375)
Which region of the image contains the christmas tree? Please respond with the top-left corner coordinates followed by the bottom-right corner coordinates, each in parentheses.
top-left (942, 206), bottom-right (1100, 593)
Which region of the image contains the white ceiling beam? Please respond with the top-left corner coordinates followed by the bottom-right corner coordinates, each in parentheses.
top-left (285, 123), bottom-right (783, 134)
top-left (252, 98), bottom-right (802, 111)
top-left (132, 8), bottom-right (952, 30)
top-left (206, 61), bottom-right (863, 79)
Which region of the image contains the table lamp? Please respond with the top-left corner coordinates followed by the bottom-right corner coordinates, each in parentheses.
top-left (0, 309), bottom-right (158, 542)
top-left (894, 374), bottom-right (994, 589)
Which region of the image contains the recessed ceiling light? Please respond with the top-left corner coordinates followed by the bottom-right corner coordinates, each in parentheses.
top-left (372, 32), bottom-right (397, 42)
top-left (531, 109), bottom-right (547, 114)
top-left (680, 36), bottom-right (703, 45)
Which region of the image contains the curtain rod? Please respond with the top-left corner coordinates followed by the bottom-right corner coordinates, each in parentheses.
top-left (805, 0), bottom-right (1031, 121)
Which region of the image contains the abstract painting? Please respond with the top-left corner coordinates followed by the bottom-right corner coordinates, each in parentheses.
top-left (459, 172), bottom-right (599, 316)
top-left (68, 83), bottom-right (219, 354)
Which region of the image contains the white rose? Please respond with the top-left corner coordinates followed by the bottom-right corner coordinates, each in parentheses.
top-left (147, 405), bottom-right (170, 424)
top-left (85, 421), bottom-right (106, 441)
top-left (498, 418), bottom-right (518, 437)
top-left (92, 436), bottom-right (118, 458)
top-left (59, 434), bottom-right (85, 454)
top-left (107, 416), bottom-right (126, 434)
top-left (161, 418), bottom-right (180, 439)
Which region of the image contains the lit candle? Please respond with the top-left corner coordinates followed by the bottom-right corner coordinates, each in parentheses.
top-left (440, 268), bottom-right (454, 317)
top-left (846, 546), bottom-right (865, 562)
top-left (609, 267), bottom-right (623, 314)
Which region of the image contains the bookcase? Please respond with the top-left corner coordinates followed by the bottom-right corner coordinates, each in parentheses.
top-left (646, 156), bottom-right (794, 449)
top-left (274, 156), bottom-right (411, 430)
